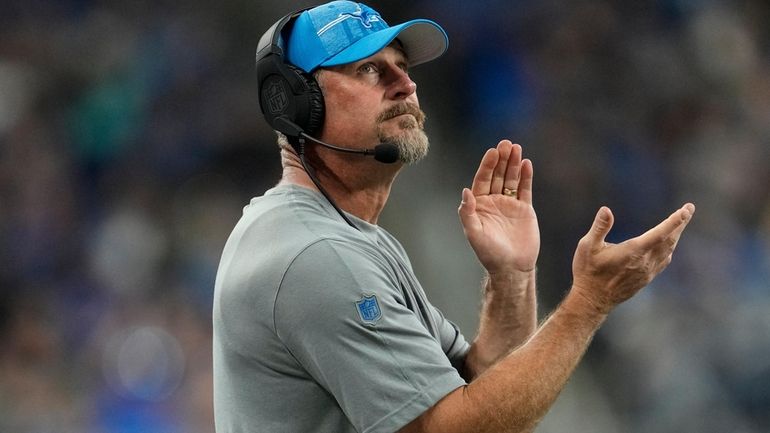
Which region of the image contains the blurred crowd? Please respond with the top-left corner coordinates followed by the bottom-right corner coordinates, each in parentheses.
top-left (1, 0), bottom-right (768, 432)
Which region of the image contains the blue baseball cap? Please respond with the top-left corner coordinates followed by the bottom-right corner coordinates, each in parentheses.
top-left (285, 1), bottom-right (448, 73)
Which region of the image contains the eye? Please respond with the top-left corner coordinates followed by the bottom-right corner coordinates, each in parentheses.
top-left (358, 62), bottom-right (379, 75)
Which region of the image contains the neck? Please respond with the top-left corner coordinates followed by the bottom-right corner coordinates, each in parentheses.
top-left (278, 146), bottom-right (402, 224)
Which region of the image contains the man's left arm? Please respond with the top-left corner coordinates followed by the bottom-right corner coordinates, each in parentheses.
top-left (457, 140), bottom-right (540, 380)
top-left (463, 269), bottom-right (537, 379)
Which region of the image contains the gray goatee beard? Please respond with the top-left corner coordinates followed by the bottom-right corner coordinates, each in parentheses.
top-left (376, 103), bottom-right (429, 165)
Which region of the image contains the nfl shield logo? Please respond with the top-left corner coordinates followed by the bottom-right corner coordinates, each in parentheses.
top-left (265, 78), bottom-right (288, 115)
top-left (355, 294), bottom-right (381, 324)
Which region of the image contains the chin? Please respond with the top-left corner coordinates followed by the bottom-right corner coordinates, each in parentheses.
top-left (380, 128), bottom-right (429, 165)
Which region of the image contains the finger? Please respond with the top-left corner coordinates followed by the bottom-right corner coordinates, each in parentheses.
top-left (635, 203), bottom-right (695, 250)
top-left (458, 188), bottom-right (482, 234)
top-left (503, 143), bottom-right (522, 191)
top-left (491, 140), bottom-right (513, 193)
top-left (586, 206), bottom-right (614, 245)
top-left (517, 159), bottom-right (534, 204)
top-left (471, 148), bottom-right (499, 195)
top-left (656, 203), bottom-right (695, 251)
top-left (663, 204), bottom-right (696, 252)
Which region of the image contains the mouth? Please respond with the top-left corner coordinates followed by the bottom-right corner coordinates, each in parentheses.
top-left (383, 114), bottom-right (420, 130)
top-left (377, 103), bottom-right (425, 127)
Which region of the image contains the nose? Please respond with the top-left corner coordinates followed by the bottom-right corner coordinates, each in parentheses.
top-left (385, 67), bottom-right (417, 100)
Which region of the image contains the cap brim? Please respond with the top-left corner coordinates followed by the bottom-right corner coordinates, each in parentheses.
top-left (318, 19), bottom-right (448, 68)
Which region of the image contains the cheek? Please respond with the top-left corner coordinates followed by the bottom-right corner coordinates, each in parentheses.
top-left (323, 91), bottom-right (379, 136)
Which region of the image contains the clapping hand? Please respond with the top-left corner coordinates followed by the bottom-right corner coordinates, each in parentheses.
top-left (458, 140), bottom-right (539, 276)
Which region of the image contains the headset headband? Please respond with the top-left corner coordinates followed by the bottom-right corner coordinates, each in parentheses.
top-left (256, 9), bottom-right (305, 64)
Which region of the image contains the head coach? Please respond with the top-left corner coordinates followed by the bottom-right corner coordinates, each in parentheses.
top-left (212, 2), bottom-right (696, 432)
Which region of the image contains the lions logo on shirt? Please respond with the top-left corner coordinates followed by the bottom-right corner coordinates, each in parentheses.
top-left (355, 294), bottom-right (381, 323)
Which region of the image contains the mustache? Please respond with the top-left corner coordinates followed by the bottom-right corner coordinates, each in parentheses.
top-left (376, 102), bottom-right (426, 127)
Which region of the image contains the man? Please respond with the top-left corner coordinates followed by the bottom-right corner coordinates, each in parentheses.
top-left (212, 2), bottom-right (695, 432)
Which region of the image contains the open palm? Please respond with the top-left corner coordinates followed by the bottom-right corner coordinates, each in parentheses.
top-left (458, 140), bottom-right (540, 274)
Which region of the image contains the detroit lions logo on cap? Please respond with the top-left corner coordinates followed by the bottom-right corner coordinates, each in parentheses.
top-left (317, 4), bottom-right (383, 36)
top-left (343, 4), bottom-right (382, 28)
top-left (355, 294), bottom-right (382, 323)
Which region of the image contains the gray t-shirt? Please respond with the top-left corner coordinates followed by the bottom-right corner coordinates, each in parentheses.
top-left (213, 185), bottom-right (469, 433)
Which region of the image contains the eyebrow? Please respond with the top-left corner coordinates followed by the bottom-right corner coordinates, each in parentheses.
top-left (389, 39), bottom-right (408, 61)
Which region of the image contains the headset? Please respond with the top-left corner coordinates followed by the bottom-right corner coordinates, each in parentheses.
top-left (256, 8), bottom-right (326, 143)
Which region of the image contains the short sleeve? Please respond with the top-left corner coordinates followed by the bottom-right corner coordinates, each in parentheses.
top-left (274, 239), bottom-right (466, 433)
top-left (429, 304), bottom-right (470, 372)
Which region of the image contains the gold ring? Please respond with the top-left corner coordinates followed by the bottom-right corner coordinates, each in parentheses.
top-left (503, 187), bottom-right (517, 197)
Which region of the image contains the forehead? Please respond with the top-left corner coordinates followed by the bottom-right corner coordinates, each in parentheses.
top-left (321, 41), bottom-right (408, 72)
top-left (356, 41), bottom-right (408, 65)
top-left (389, 39), bottom-right (407, 60)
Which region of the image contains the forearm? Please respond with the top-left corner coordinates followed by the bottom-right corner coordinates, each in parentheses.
top-left (465, 290), bottom-right (605, 431)
top-left (463, 270), bottom-right (538, 380)
top-left (402, 288), bottom-right (606, 433)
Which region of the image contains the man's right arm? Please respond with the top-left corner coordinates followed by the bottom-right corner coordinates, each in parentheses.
top-left (400, 203), bottom-right (695, 433)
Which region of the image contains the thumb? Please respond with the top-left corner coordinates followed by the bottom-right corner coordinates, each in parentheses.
top-left (458, 188), bottom-right (476, 219)
top-left (458, 188), bottom-right (481, 233)
top-left (587, 206), bottom-right (614, 245)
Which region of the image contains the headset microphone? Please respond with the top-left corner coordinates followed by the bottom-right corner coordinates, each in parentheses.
top-left (301, 134), bottom-right (400, 164)
top-left (273, 116), bottom-right (401, 164)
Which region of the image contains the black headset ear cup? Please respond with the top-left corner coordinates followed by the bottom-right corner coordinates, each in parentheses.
top-left (290, 65), bottom-right (325, 136)
top-left (257, 53), bottom-right (325, 138)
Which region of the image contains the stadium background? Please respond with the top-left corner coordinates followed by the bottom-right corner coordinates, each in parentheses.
top-left (1, 0), bottom-right (769, 431)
